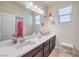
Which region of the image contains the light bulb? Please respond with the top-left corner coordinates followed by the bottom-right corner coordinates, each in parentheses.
top-left (25, 2), bottom-right (34, 9)
top-left (38, 8), bottom-right (41, 12)
top-left (31, 5), bottom-right (37, 11)
top-left (29, 2), bottom-right (33, 7)
top-left (41, 10), bottom-right (44, 13)
top-left (34, 5), bottom-right (38, 10)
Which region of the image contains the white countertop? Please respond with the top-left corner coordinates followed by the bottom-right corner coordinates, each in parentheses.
top-left (0, 33), bottom-right (55, 57)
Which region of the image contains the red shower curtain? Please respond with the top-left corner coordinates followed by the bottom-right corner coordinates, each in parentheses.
top-left (17, 21), bottom-right (23, 38)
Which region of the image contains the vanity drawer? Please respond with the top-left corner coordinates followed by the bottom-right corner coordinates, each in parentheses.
top-left (22, 44), bottom-right (43, 57)
top-left (50, 37), bottom-right (53, 42)
top-left (44, 50), bottom-right (49, 57)
top-left (44, 40), bottom-right (49, 47)
top-left (33, 49), bottom-right (43, 57)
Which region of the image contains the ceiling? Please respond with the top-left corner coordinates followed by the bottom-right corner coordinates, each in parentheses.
top-left (18, 1), bottom-right (58, 7)
top-left (17, 1), bottom-right (71, 7)
top-left (43, 1), bottom-right (58, 7)
top-left (43, 1), bottom-right (70, 7)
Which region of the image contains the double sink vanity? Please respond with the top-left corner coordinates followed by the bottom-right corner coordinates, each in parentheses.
top-left (0, 33), bottom-right (56, 57)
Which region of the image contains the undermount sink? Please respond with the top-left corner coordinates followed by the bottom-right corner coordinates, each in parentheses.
top-left (15, 40), bottom-right (37, 49)
top-left (25, 41), bottom-right (37, 45)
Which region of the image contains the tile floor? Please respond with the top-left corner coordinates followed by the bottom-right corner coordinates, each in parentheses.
top-left (49, 48), bottom-right (73, 57)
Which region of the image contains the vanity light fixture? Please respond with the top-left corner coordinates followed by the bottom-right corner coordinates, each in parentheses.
top-left (25, 2), bottom-right (44, 15)
top-left (25, 2), bottom-right (34, 9)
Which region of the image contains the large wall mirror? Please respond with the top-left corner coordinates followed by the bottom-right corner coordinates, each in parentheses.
top-left (0, 12), bottom-right (34, 41)
top-left (0, 12), bottom-right (43, 43)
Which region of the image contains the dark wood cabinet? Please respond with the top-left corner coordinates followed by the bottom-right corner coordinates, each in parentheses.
top-left (44, 40), bottom-right (49, 47)
top-left (22, 35), bottom-right (56, 57)
top-left (49, 36), bottom-right (56, 53)
top-left (49, 37), bottom-right (52, 52)
top-left (33, 49), bottom-right (43, 57)
top-left (22, 44), bottom-right (43, 57)
top-left (43, 40), bottom-right (50, 57)
top-left (52, 36), bottom-right (56, 49)
top-left (43, 44), bottom-right (50, 57)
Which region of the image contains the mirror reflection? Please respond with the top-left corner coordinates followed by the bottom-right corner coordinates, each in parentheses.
top-left (0, 12), bottom-right (41, 41)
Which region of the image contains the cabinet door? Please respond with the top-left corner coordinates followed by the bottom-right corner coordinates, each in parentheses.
top-left (33, 49), bottom-right (43, 57)
top-left (50, 41), bottom-right (53, 52)
top-left (49, 36), bottom-right (56, 53)
top-left (52, 37), bottom-right (55, 49)
top-left (44, 40), bottom-right (49, 47)
top-left (44, 44), bottom-right (50, 57)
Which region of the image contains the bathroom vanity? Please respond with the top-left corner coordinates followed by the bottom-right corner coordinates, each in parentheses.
top-left (22, 35), bottom-right (56, 57)
top-left (0, 33), bottom-right (56, 57)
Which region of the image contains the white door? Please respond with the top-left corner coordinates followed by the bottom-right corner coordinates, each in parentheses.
top-left (1, 13), bottom-right (15, 40)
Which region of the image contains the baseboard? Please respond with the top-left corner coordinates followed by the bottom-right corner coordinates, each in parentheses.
top-left (73, 47), bottom-right (79, 56)
top-left (55, 46), bottom-right (61, 50)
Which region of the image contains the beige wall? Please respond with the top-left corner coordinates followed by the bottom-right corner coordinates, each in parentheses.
top-left (73, 2), bottom-right (79, 53)
top-left (47, 1), bottom-right (79, 49)
top-left (0, 16), bottom-right (1, 39)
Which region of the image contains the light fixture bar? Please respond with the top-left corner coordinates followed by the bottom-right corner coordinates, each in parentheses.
top-left (25, 2), bottom-right (44, 15)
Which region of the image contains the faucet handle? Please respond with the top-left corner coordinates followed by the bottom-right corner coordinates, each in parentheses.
top-left (12, 34), bottom-right (16, 37)
top-left (10, 36), bottom-right (17, 44)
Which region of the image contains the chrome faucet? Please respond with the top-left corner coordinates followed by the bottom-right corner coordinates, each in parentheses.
top-left (11, 34), bottom-right (17, 44)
